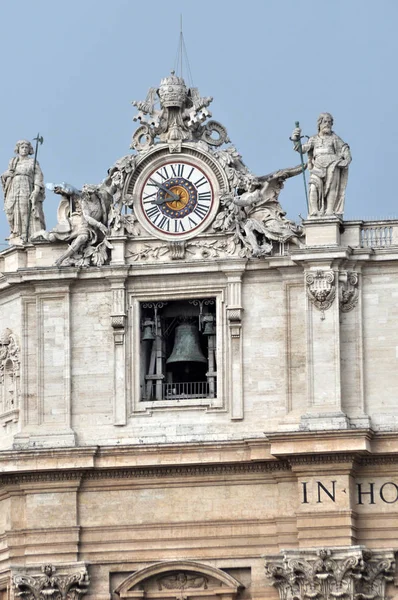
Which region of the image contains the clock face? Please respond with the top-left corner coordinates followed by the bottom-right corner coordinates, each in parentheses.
top-left (139, 160), bottom-right (214, 237)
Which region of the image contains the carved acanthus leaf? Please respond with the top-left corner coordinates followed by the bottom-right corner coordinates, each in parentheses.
top-left (264, 547), bottom-right (395, 600)
top-left (13, 564), bottom-right (90, 600)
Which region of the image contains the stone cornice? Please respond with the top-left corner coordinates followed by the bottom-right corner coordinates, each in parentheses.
top-left (1, 434), bottom-right (398, 482)
top-left (268, 429), bottom-right (374, 457)
top-left (2, 455), bottom-right (398, 487)
top-left (0, 460), bottom-right (291, 486)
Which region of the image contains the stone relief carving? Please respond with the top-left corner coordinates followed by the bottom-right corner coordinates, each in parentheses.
top-left (13, 563), bottom-right (90, 600)
top-left (339, 271), bottom-right (359, 312)
top-left (115, 562), bottom-right (242, 600)
top-left (157, 572), bottom-right (208, 592)
top-left (10, 74), bottom-right (346, 266)
top-left (131, 72), bottom-right (229, 153)
top-left (306, 270), bottom-right (336, 318)
top-left (1, 140), bottom-right (46, 245)
top-left (291, 113), bottom-right (352, 218)
top-left (127, 238), bottom-right (231, 262)
top-left (0, 328), bottom-right (20, 419)
top-left (213, 165), bottom-right (304, 257)
top-left (264, 547), bottom-right (395, 600)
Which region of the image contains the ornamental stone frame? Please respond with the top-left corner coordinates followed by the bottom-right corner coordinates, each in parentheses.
top-left (129, 273), bottom-right (239, 416)
top-left (115, 560), bottom-right (243, 600)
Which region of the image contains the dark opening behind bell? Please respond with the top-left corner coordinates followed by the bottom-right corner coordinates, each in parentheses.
top-left (166, 323), bottom-right (207, 364)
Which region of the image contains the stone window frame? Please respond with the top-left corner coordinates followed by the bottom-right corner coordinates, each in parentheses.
top-left (129, 284), bottom-right (227, 415)
top-left (115, 560), bottom-right (242, 600)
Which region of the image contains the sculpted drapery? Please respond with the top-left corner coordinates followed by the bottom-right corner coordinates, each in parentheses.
top-left (292, 113), bottom-right (351, 218)
top-left (1, 140), bottom-right (45, 242)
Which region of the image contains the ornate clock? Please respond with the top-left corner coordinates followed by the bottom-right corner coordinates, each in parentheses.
top-left (127, 146), bottom-right (226, 241)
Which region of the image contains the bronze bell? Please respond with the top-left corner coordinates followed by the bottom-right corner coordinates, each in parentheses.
top-left (142, 319), bottom-right (155, 341)
top-left (167, 323), bottom-right (207, 364)
top-left (202, 315), bottom-right (215, 336)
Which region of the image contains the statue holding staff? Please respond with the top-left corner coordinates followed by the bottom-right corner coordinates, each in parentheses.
top-left (1, 139), bottom-right (45, 243)
top-left (291, 113), bottom-right (351, 218)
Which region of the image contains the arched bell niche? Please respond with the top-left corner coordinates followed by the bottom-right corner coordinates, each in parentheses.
top-left (115, 561), bottom-right (243, 600)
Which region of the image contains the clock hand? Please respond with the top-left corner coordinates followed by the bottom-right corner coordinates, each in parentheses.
top-left (148, 178), bottom-right (180, 202)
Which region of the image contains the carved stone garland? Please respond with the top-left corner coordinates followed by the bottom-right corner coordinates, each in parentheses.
top-left (306, 270), bottom-right (336, 319)
top-left (264, 547), bottom-right (395, 600)
top-left (0, 328), bottom-right (20, 421)
top-left (13, 563), bottom-right (90, 600)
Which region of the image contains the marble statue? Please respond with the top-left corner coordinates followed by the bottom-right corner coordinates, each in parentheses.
top-left (31, 153), bottom-right (139, 267)
top-left (32, 181), bottom-right (113, 267)
top-left (1, 140), bottom-right (45, 243)
top-left (291, 113), bottom-right (351, 218)
top-left (213, 165), bottom-right (304, 257)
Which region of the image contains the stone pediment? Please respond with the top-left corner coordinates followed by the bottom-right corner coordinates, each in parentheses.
top-left (115, 561), bottom-right (243, 600)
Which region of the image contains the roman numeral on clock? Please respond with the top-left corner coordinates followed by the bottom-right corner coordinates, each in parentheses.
top-left (193, 203), bottom-right (209, 219)
top-left (158, 215), bottom-right (170, 231)
top-left (146, 205), bottom-right (160, 220)
top-left (194, 176), bottom-right (207, 188)
top-left (171, 164), bottom-right (185, 178)
top-left (198, 191), bottom-right (211, 202)
top-left (174, 220), bottom-right (185, 233)
top-left (156, 166), bottom-right (170, 180)
top-left (143, 192), bottom-right (158, 203)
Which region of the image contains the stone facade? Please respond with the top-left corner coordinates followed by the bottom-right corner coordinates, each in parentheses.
top-left (1, 74), bottom-right (398, 600)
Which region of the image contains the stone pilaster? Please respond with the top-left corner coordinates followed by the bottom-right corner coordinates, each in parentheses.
top-left (110, 275), bottom-right (128, 426)
top-left (225, 269), bottom-right (244, 420)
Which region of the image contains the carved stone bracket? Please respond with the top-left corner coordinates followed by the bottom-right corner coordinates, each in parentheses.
top-left (339, 271), bottom-right (359, 312)
top-left (13, 563), bottom-right (90, 600)
top-left (0, 328), bottom-right (20, 423)
top-left (306, 270), bottom-right (336, 318)
top-left (111, 285), bottom-right (127, 343)
top-left (264, 547), bottom-right (395, 600)
top-left (227, 307), bottom-right (243, 338)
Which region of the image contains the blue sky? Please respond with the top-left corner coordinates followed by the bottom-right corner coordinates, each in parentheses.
top-left (1, 0), bottom-right (397, 245)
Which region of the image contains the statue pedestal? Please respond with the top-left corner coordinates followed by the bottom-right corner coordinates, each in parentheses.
top-left (304, 216), bottom-right (343, 247)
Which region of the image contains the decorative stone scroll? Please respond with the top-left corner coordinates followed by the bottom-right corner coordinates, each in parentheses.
top-left (339, 271), bottom-right (359, 312)
top-left (13, 563), bottom-right (90, 600)
top-left (306, 270), bottom-right (336, 318)
top-left (0, 328), bottom-right (20, 422)
top-left (131, 72), bottom-right (229, 153)
top-left (264, 547), bottom-right (395, 600)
